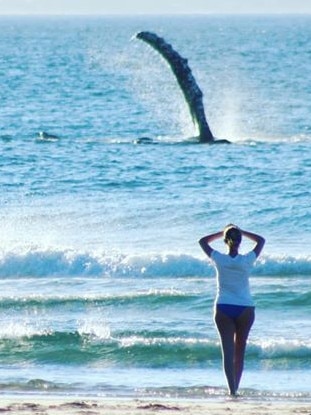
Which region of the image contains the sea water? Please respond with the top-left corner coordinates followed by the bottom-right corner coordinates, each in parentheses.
top-left (0, 14), bottom-right (310, 400)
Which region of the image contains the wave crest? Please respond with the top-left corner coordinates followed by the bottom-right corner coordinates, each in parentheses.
top-left (0, 249), bottom-right (311, 278)
top-left (0, 249), bottom-right (311, 279)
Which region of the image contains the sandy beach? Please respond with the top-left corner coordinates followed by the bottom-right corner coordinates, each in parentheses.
top-left (0, 396), bottom-right (310, 415)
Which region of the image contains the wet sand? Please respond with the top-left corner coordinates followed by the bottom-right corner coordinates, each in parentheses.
top-left (0, 396), bottom-right (310, 415)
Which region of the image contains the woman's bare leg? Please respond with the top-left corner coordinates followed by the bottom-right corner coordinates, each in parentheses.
top-left (214, 309), bottom-right (237, 395)
top-left (234, 308), bottom-right (255, 391)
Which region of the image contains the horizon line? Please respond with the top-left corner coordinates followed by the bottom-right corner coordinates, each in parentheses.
top-left (0, 11), bottom-right (310, 16)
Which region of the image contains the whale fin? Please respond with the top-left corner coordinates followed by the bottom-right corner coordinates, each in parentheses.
top-left (37, 131), bottom-right (60, 142)
top-left (136, 31), bottom-right (215, 143)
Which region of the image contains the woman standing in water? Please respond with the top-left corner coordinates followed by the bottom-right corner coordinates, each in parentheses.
top-left (199, 224), bottom-right (265, 396)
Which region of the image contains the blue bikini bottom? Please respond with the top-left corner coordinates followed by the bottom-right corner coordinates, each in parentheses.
top-left (216, 304), bottom-right (254, 319)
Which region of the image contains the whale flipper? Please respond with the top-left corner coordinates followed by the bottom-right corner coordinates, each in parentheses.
top-left (136, 31), bottom-right (215, 143)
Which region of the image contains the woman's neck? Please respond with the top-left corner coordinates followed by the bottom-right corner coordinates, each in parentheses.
top-left (228, 247), bottom-right (239, 257)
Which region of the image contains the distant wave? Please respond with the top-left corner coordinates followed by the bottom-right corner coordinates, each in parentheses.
top-left (0, 289), bottom-right (204, 311)
top-left (0, 288), bottom-right (309, 312)
top-left (0, 249), bottom-right (311, 278)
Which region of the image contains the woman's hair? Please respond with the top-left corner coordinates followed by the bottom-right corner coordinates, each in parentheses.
top-left (224, 225), bottom-right (242, 247)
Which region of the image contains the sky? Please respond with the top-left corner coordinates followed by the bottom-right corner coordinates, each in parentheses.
top-left (0, 0), bottom-right (310, 15)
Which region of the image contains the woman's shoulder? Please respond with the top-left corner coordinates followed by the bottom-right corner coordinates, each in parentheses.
top-left (211, 249), bottom-right (226, 261)
top-left (241, 250), bottom-right (257, 264)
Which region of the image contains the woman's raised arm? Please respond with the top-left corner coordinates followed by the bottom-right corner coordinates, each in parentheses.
top-left (240, 229), bottom-right (265, 257)
top-left (198, 231), bottom-right (223, 257)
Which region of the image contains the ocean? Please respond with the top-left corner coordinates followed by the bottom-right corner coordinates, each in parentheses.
top-left (0, 14), bottom-right (310, 401)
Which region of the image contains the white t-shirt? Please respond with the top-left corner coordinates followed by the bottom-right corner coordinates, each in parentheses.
top-left (210, 250), bottom-right (257, 306)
